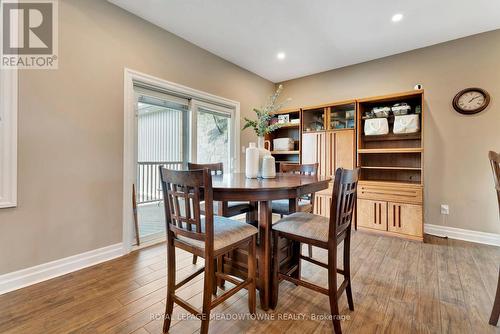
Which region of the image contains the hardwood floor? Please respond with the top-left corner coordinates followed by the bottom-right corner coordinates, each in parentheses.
top-left (1, 231), bottom-right (500, 333)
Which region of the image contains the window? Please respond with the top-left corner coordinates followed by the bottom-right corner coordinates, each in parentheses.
top-left (192, 101), bottom-right (235, 171)
top-left (0, 68), bottom-right (18, 208)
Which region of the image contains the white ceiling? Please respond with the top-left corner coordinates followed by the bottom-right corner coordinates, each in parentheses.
top-left (109, 0), bottom-right (500, 83)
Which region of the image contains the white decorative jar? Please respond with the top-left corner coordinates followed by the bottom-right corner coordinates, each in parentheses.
top-left (261, 155), bottom-right (276, 179)
top-left (245, 142), bottom-right (259, 179)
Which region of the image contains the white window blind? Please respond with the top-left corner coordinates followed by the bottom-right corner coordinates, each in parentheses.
top-left (134, 86), bottom-right (189, 164)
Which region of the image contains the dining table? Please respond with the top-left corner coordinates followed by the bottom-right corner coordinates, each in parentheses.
top-left (210, 172), bottom-right (331, 310)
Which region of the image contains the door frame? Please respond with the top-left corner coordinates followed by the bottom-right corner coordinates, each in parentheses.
top-left (123, 68), bottom-right (241, 253)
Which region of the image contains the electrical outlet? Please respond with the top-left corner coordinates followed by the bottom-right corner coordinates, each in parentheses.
top-left (440, 204), bottom-right (449, 215)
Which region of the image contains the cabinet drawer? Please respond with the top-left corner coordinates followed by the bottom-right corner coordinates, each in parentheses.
top-left (357, 199), bottom-right (387, 231)
top-left (387, 202), bottom-right (423, 237)
top-left (357, 181), bottom-right (423, 204)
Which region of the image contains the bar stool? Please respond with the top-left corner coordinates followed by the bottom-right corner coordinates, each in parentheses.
top-left (271, 168), bottom-right (359, 334)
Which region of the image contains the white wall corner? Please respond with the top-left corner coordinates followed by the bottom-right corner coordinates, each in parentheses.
top-left (425, 223), bottom-right (500, 247)
top-left (0, 243), bottom-right (125, 295)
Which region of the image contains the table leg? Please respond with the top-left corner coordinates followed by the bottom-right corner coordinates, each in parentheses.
top-left (258, 200), bottom-right (272, 311)
top-left (246, 201), bottom-right (258, 225)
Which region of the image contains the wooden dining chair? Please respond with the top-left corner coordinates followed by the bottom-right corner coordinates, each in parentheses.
top-left (272, 162), bottom-right (319, 257)
top-left (187, 162), bottom-right (256, 265)
top-left (160, 167), bottom-right (257, 334)
top-left (271, 167), bottom-right (359, 334)
top-left (488, 151), bottom-right (500, 326)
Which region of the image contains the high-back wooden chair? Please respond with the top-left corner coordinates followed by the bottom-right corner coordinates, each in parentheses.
top-left (488, 151), bottom-right (500, 325)
top-left (160, 167), bottom-right (257, 334)
top-left (273, 163), bottom-right (319, 215)
top-left (273, 163), bottom-right (319, 257)
top-left (187, 162), bottom-right (255, 265)
top-left (272, 168), bottom-right (359, 334)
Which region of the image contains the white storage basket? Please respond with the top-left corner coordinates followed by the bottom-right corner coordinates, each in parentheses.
top-left (393, 115), bottom-right (420, 134)
top-left (364, 118), bottom-right (389, 136)
top-left (273, 138), bottom-right (294, 151)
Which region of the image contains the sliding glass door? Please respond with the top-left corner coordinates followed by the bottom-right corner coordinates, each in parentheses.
top-left (134, 87), bottom-right (189, 243)
top-left (132, 86), bottom-right (236, 245)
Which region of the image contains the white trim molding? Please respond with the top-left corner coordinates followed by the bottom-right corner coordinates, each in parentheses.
top-left (0, 243), bottom-right (125, 295)
top-left (425, 224), bottom-right (500, 247)
top-left (123, 68), bottom-right (241, 254)
top-left (0, 68), bottom-right (18, 208)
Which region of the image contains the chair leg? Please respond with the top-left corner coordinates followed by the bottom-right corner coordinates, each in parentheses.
top-left (490, 266), bottom-right (500, 325)
top-left (308, 244), bottom-right (313, 258)
top-left (328, 247), bottom-right (342, 334)
top-left (271, 231), bottom-right (280, 309)
top-left (217, 255), bottom-right (225, 288)
top-left (200, 256), bottom-right (214, 334)
top-left (248, 236), bottom-right (256, 314)
top-left (212, 259), bottom-right (218, 296)
top-left (192, 255), bottom-right (197, 264)
top-left (291, 241), bottom-right (301, 283)
top-left (344, 231), bottom-right (354, 311)
top-left (163, 239), bottom-right (176, 333)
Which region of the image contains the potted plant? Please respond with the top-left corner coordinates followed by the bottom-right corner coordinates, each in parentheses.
top-left (243, 84), bottom-right (290, 150)
top-left (242, 85), bottom-right (290, 177)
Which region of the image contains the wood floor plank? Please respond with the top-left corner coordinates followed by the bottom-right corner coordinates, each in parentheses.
top-left (451, 238), bottom-right (500, 334)
top-left (380, 240), bottom-right (421, 333)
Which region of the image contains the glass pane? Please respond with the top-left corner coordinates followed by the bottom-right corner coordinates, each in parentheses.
top-left (197, 107), bottom-right (230, 169)
top-left (330, 103), bottom-right (356, 130)
top-left (135, 94), bottom-right (188, 240)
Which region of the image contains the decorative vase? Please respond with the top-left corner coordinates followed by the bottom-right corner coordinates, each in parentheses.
top-left (257, 136), bottom-right (270, 178)
top-left (245, 142), bottom-right (259, 179)
top-left (261, 155), bottom-right (276, 179)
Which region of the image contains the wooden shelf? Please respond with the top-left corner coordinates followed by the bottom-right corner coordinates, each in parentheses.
top-left (360, 166), bottom-right (422, 171)
top-left (272, 109), bottom-right (300, 115)
top-left (271, 150), bottom-right (300, 155)
top-left (277, 123), bottom-right (300, 128)
top-left (302, 129), bottom-right (325, 134)
top-left (358, 148), bottom-right (423, 154)
top-left (362, 132), bottom-right (421, 142)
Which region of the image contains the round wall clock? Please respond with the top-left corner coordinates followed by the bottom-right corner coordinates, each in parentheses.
top-left (453, 88), bottom-right (490, 115)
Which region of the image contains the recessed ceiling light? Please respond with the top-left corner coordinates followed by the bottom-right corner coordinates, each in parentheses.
top-left (392, 13), bottom-right (403, 22)
top-left (277, 52), bottom-right (286, 60)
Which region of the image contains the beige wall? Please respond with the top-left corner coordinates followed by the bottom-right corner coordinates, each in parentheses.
top-left (281, 29), bottom-right (500, 234)
top-left (0, 0), bottom-right (274, 274)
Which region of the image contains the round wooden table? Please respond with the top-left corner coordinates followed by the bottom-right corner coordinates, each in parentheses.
top-left (211, 172), bottom-right (330, 310)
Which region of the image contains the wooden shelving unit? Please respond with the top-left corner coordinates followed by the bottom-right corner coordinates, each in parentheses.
top-left (356, 90), bottom-right (424, 241)
top-left (266, 108), bottom-right (301, 168)
top-left (300, 100), bottom-right (357, 218)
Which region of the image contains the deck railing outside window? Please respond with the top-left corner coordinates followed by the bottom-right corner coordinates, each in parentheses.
top-left (136, 161), bottom-right (183, 204)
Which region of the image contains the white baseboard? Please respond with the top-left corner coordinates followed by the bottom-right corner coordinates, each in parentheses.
top-left (425, 224), bottom-right (500, 247)
top-left (0, 243), bottom-right (125, 295)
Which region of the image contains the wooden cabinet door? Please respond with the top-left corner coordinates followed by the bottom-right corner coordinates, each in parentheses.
top-left (388, 202), bottom-right (423, 237)
top-left (326, 130), bottom-right (355, 177)
top-left (357, 199), bottom-right (387, 231)
top-left (334, 130), bottom-right (355, 170)
top-left (313, 194), bottom-right (332, 218)
top-left (302, 132), bottom-right (328, 176)
top-left (301, 132), bottom-right (317, 164)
